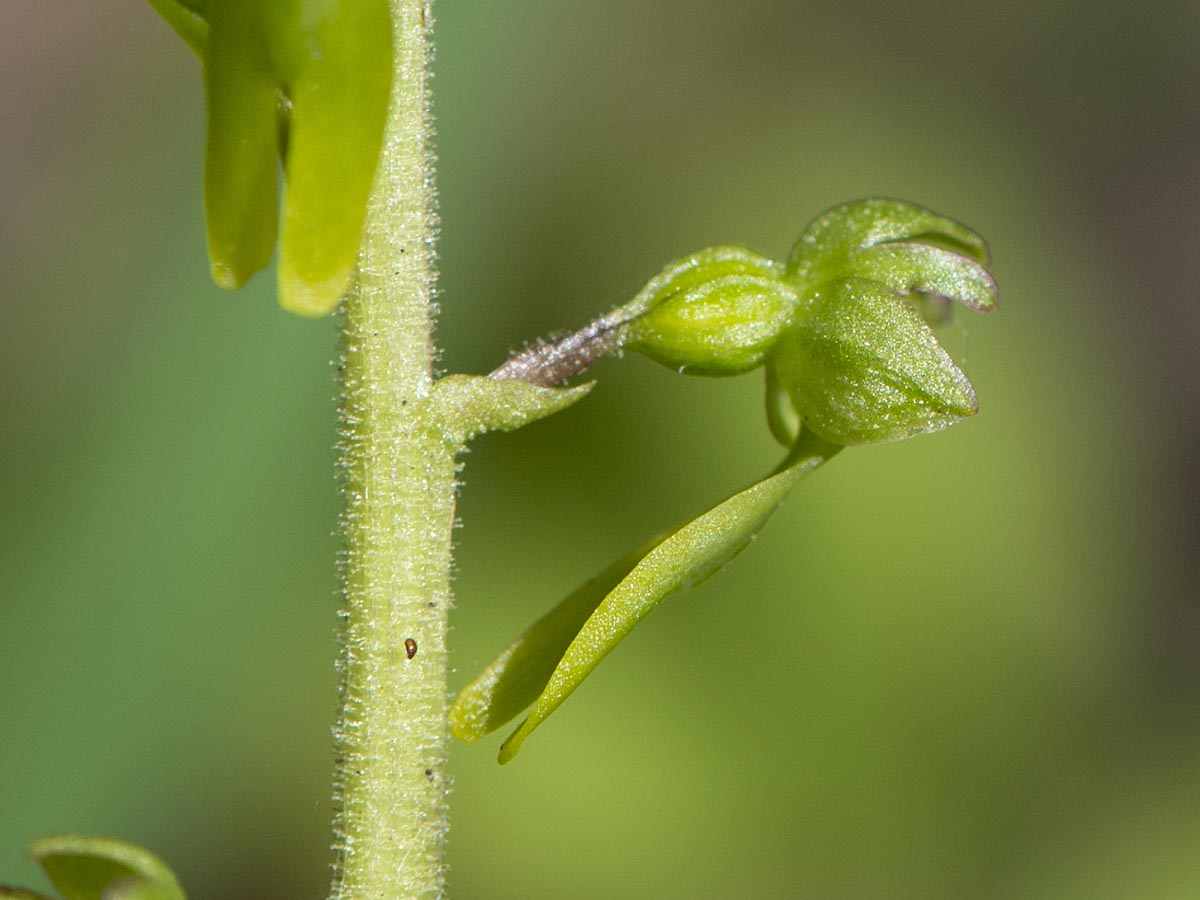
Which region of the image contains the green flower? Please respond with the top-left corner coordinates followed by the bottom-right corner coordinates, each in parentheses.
top-left (460, 199), bottom-right (998, 762)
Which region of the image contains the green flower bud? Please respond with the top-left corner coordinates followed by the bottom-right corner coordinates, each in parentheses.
top-left (771, 278), bottom-right (979, 445)
top-left (623, 247), bottom-right (800, 376)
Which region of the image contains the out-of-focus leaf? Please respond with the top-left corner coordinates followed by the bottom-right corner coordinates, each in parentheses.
top-left (26, 836), bottom-right (184, 900)
top-left (148, 0), bottom-right (392, 316)
top-left (202, 7), bottom-right (280, 291)
top-left (272, 0), bottom-right (392, 316)
top-left (478, 442), bottom-right (835, 764)
top-left (0, 887), bottom-right (57, 900)
top-left (785, 199), bottom-right (990, 290)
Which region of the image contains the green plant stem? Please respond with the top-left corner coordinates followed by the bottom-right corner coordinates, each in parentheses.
top-left (331, 3), bottom-right (450, 900)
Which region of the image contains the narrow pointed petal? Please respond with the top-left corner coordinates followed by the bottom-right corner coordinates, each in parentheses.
top-left (494, 456), bottom-right (824, 763)
top-left (786, 199), bottom-right (990, 289)
top-left (850, 242), bottom-right (998, 313)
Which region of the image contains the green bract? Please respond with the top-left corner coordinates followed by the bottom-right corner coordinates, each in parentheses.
top-left (460, 199), bottom-right (997, 762)
top-left (148, 0), bottom-right (392, 316)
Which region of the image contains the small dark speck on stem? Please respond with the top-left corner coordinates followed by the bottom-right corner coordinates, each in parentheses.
top-left (424, 768), bottom-right (434, 781)
top-left (405, 638), bottom-right (418, 659)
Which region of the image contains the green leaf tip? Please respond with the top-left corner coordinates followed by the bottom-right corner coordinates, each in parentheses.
top-left (453, 433), bottom-right (840, 764)
top-left (24, 835), bottom-right (185, 900)
top-left (149, 0), bottom-right (393, 316)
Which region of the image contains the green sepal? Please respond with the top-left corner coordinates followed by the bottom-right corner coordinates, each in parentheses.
top-left (430, 375), bottom-right (594, 445)
top-left (622, 247), bottom-right (799, 375)
top-left (785, 199), bottom-right (990, 291)
top-left (771, 277), bottom-right (978, 445)
top-left (149, 0), bottom-right (392, 316)
top-left (453, 435), bottom-right (837, 764)
top-left (25, 836), bottom-right (185, 900)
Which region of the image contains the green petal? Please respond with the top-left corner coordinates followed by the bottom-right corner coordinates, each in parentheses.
top-left (487, 448), bottom-right (832, 763)
top-left (785, 199), bottom-right (990, 290)
top-left (26, 836), bottom-right (185, 900)
top-left (773, 278), bottom-right (978, 445)
top-left (849, 241), bottom-right (998, 313)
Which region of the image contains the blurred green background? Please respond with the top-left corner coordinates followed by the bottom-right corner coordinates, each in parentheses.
top-left (3, 2), bottom-right (1198, 898)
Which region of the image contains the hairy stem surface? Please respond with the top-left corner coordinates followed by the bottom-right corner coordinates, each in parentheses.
top-left (332, 3), bottom-right (450, 900)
